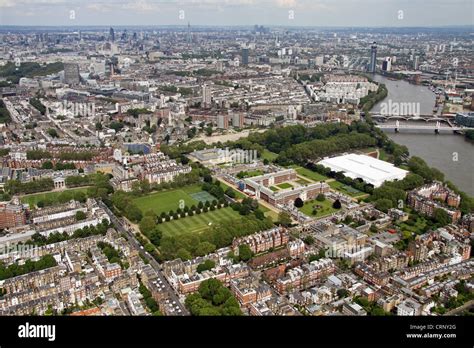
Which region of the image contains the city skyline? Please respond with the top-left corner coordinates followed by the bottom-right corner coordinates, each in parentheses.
top-left (0, 0), bottom-right (472, 27)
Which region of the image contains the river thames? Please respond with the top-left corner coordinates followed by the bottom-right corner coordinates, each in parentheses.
top-left (371, 75), bottom-right (474, 196)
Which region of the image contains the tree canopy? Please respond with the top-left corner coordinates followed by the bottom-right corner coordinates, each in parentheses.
top-left (185, 279), bottom-right (242, 316)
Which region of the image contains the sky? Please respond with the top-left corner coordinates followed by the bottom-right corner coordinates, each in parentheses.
top-left (0, 0), bottom-right (472, 27)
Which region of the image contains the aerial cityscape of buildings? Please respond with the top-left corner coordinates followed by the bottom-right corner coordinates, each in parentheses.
top-left (0, 4), bottom-right (472, 340)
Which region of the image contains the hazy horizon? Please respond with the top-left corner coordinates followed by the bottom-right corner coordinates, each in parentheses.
top-left (0, 0), bottom-right (472, 27)
top-left (0, 24), bottom-right (473, 29)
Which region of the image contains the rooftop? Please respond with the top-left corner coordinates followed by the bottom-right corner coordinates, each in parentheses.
top-left (318, 153), bottom-right (408, 188)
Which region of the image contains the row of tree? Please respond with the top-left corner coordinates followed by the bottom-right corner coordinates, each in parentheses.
top-left (63, 175), bottom-right (91, 188)
top-left (0, 254), bottom-right (57, 281)
top-left (5, 178), bottom-right (54, 195)
top-left (359, 83), bottom-right (388, 113)
top-left (26, 150), bottom-right (96, 161)
top-left (138, 278), bottom-right (161, 315)
top-left (159, 199), bottom-right (228, 223)
top-left (41, 161), bottom-right (77, 171)
top-left (26, 149), bottom-right (52, 160)
top-left (28, 219), bottom-right (111, 246)
top-left (277, 132), bottom-right (377, 165)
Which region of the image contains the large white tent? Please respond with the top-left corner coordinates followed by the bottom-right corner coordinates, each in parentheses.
top-left (318, 153), bottom-right (408, 188)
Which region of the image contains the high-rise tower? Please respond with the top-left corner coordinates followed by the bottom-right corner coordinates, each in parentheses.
top-left (109, 27), bottom-right (115, 42)
top-left (369, 42), bottom-right (377, 73)
top-left (241, 48), bottom-right (249, 65)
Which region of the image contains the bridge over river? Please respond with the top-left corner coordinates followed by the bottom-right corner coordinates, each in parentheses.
top-left (372, 115), bottom-right (472, 133)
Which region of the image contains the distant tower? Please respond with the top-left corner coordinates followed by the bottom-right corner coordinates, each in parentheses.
top-left (382, 57), bottom-right (392, 72)
top-left (109, 27), bottom-right (115, 42)
top-left (187, 22), bottom-right (191, 44)
top-left (202, 85), bottom-right (211, 108)
top-left (414, 56), bottom-right (419, 70)
top-left (241, 48), bottom-right (249, 66)
top-left (368, 42), bottom-right (377, 73)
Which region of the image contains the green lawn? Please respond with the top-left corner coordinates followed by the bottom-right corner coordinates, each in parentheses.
top-left (299, 199), bottom-right (339, 218)
top-left (158, 207), bottom-right (241, 236)
top-left (396, 216), bottom-right (429, 235)
top-left (329, 181), bottom-right (364, 197)
top-left (291, 166), bottom-right (328, 182)
top-left (236, 170), bottom-right (264, 179)
top-left (270, 186), bottom-right (280, 192)
top-left (133, 184), bottom-right (204, 215)
top-left (246, 170), bottom-right (264, 178)
top-left (264, 210), bottom-right (279, 222)
top-left (276, 182), bottom-right (293, 189)
top-left (261, 150), bottom-right (278, 161)
top-left (20, 187), bottom-right (89, 208)
top-left (296, 178), bottom-right (311, 185)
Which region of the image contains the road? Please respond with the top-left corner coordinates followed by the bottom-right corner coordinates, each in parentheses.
top-left (98, 201), bottom-right (189, 315)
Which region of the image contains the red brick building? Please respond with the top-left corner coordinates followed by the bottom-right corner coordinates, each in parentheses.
top-left (232, 227), bottom-right (289, 255)
top-left (0, 199), bottom-right (27, 229)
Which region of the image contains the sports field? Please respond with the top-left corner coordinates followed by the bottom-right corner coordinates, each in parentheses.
top-left (158, 207), bottom-right (241, 236)
top-left (189, 191), bottom-right (216, 203)
top-left (133, 184), bottom-right (214, 215)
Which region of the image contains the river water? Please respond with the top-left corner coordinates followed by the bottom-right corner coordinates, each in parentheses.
top-left (370, 75), bottom-right (474, 196)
